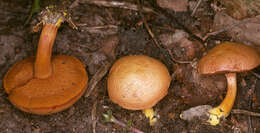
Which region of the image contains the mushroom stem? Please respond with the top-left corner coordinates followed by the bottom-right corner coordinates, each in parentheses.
top-left (142, 108), bottom-right (157, 126)
top-left (34, 17), bottom-right (64, 79)
top-left (207, 73), bottom-right (237, 125)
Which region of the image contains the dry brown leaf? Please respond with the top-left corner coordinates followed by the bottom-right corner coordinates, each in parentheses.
top-left (213, 12), bottom-right (260, 50)
top-left (157, 0), bottom-right (188, 12)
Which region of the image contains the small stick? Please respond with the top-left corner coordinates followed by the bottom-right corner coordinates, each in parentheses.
top-left (231, 109), bottom-right (260, 117)
top-left (85, 61), bottom-right (111, 97)
top-left (202, 22), bottom-right (242, 41)
top-left (248, 109), bottom-right (253, 133)
top-left (70, 0), bottom-right (80, 8)
top-left (103, 111), bottom-right (144, 133)
top-left (247, 79), bottom-right (256, 133)
top-left (191, 0), bottom-right (202, 17)
top-left (137, 0), bottom-right (192, 64)
top-left (91, 101), bottom-right (98, 133)
top-left (74, 0), bottom-right (155, 13)
top-left (171, 67), bottom-right (182, 80)
top-left (203, 15), bottom-right (260, 41)
top-left (167, 49), bottom-right (194, 64)
top-left (77, 24), bottom-right (118, 31)
top-left (251, 71), bottom-right (260, 79)
top-left (137, 0), bottom-right (160, 49)
top-left (85, 35), bottom-right (119, 97)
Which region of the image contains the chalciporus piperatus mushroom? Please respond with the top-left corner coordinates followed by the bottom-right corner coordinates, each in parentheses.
top-left (196, 42), bottom-right (260, 125)
top-left (3, 7), bottom-right (88, 115)
top-left (107, 55), bottom-right (171, 125)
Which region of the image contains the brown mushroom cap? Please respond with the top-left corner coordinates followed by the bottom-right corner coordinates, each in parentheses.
top-left (4, 55), bottom-right (88, 115)
top-left (198, 42), bottom-right (260, 74)
top-left (107, 55), bottom-right (171, 110)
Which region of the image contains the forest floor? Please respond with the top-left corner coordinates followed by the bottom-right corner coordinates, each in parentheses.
top-left (0, 0), bottom-right (259, 133)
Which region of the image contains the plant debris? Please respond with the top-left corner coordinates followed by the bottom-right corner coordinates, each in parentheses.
top-left (0, 0), bottom-right (259, 132)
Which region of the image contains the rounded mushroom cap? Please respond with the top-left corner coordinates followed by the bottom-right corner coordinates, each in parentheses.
top-left (4, 55), bottom-right (88, 115)
top-left (107, 55), bottom-right (171, 110)
top-left (198, 42), bottom-right (260, 74)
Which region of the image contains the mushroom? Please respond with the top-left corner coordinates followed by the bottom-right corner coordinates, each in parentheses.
top-left (197, 42), bottom-right (260, 125)
top-left (107, 55), bottom-right (171, 125)
top-left (3, 7), bottom-right (88, 115)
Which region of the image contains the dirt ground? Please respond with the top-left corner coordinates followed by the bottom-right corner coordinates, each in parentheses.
top-left (0, 0), bottom-right (259, 133)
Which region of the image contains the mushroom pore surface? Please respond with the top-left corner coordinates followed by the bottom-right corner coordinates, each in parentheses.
top-left (4, 55), bottom-right (88, 115)
top-left (107, 55), bottom-right (171, 110)
top-left (198, 42), bottom-right (260, 74)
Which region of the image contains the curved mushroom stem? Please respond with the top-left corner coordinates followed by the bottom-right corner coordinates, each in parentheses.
top-left (142, 108), bottom-right (157, 126)
top-left (33, 5), bottom-right (66, 79)
top-left (207, 73), bottom-right (237, 125)
top-left (34, 23), bottom-right (58, 79)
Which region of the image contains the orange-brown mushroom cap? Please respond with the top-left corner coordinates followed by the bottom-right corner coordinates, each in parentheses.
top-left (107, 55), bottom-right (171, 110)
top-left (4, 55), bottom-right (88, 115)
top-left (198, 42), bottom-right (260, 74)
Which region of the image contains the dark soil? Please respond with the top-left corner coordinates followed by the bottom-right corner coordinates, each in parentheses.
top-left (0, 0), bottom-right (259, 133)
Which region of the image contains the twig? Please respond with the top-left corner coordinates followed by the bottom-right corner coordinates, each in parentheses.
top-left (202, 22), bottom-right (242, 41)
top-left (248, 109), bottom-right (253, 133)
top-left (103, 111), bottom-right (144, 133)
top-left (247, 79), bottom-right (256, 133)
top-left (77, 24), bottom-right (118, 30)
top-left (137, 0), bottom-right (160, 48)
top-left (70, 0), bottom-right (80, 8)
top-left (92, 101), bottom-right (98, 133)
top-left (251, 71), bottom-right (260, 79)
top-left (203, 15), bottom-right (260, 41)
top-left (74, 0), bottom-right (155, 14)
top-left (245, 79), bottom-right (257, 100)
top-left (191, 0), bottom-right (202, 17)
top-left (231, 109), bottom-right (260, 117)
top-left (137, 0), bottom-right (192, 64)
top-left (167, 49), bottom-right (194, 64)
top-left (77, 24), bottom-right (118, 34)
top-left (85, 61), bottom-right (111, 97)
top-left (171, 68), bottom-right (182, 80)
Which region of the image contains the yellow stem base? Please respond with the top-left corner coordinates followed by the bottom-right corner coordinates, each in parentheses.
top-left (207, 73), bottom-right (237, 126)
top-left (142, 108), bottom-right (157, 126)
top-left (207, 106), bottom-right (226, 126)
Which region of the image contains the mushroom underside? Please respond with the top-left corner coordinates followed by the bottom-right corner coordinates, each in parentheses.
top-left (16, 85), bottom-right (86, 115)
top-left (4, 55), bottom-right (88, 114)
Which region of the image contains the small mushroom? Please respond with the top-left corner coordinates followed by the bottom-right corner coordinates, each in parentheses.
top-left (3, 7), bottom-right (88, 115)
top-left (197, 42), bottom-right (260, 125)
top-left (107, 55), bottom-right (171, 125)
